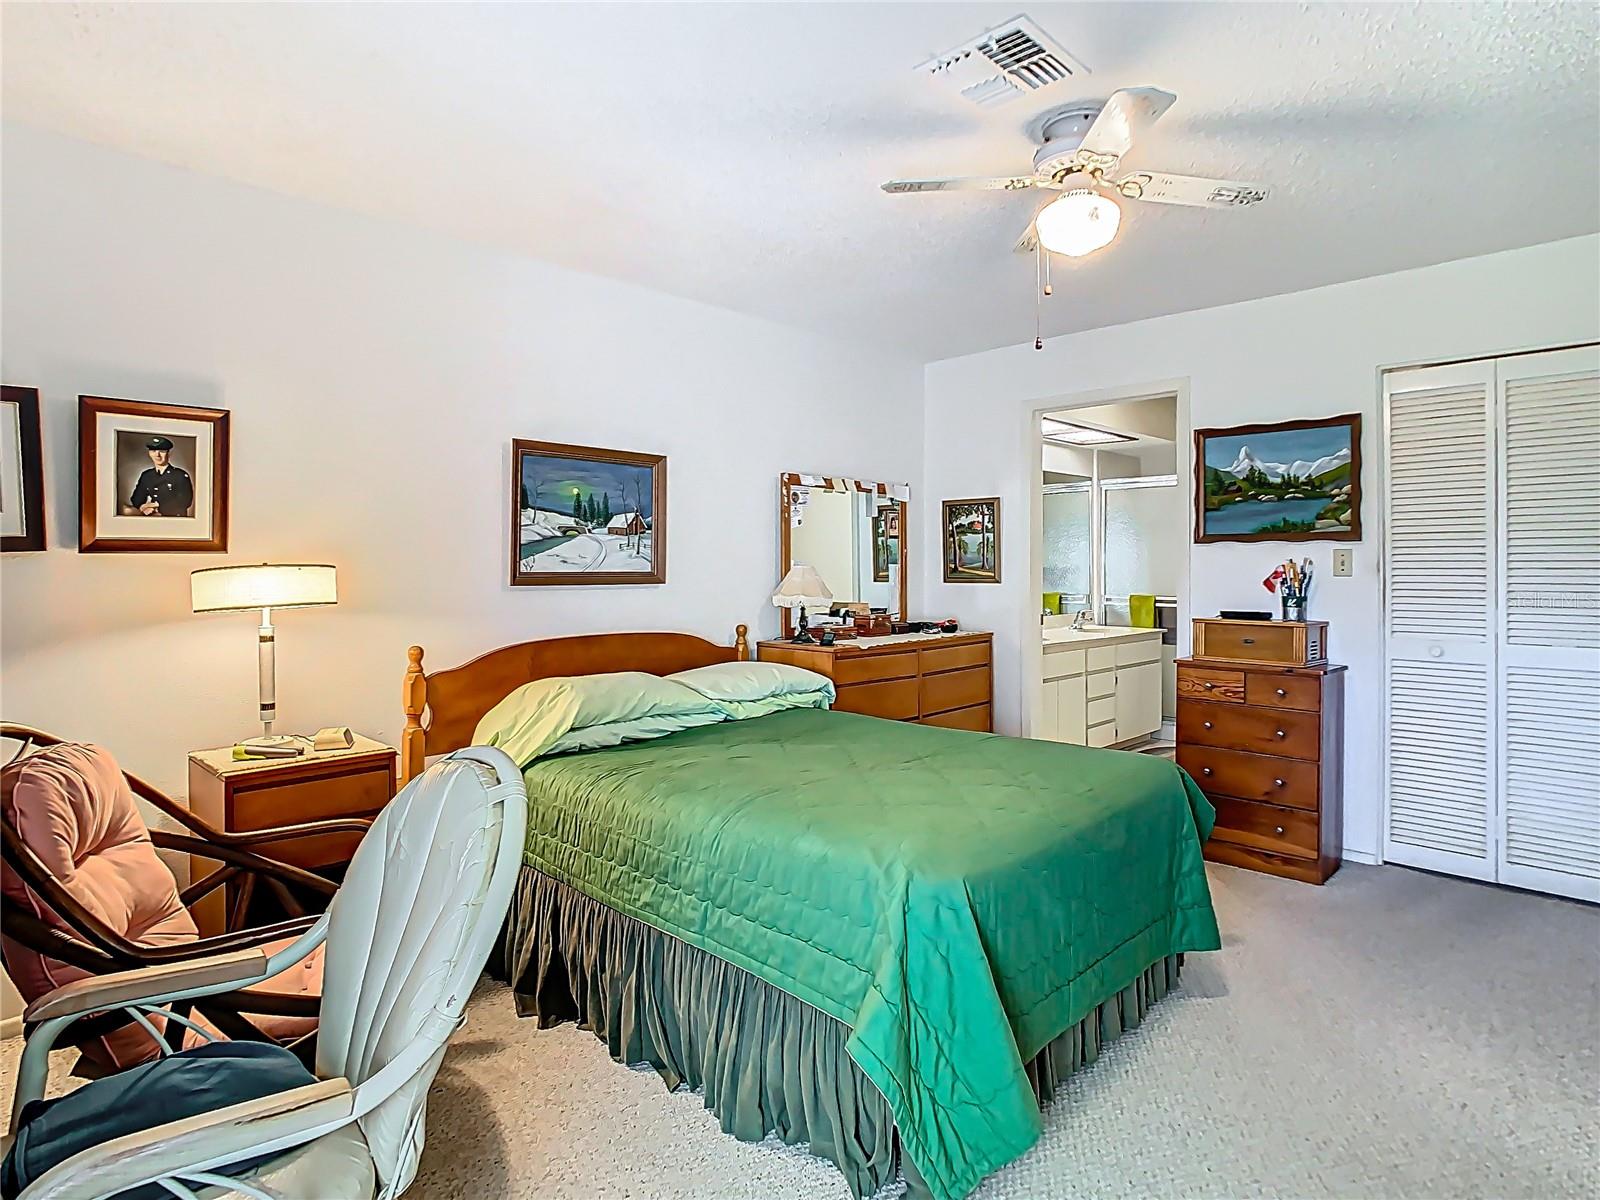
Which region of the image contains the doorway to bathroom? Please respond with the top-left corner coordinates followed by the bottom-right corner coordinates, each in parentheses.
top-left (1036, 393), bottom-right (1183, 752)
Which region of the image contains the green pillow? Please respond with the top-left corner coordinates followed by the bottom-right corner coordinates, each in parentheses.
top-left (474, 671), bottom-right (725, 765)
top-left (667, 661), bottom-right (835, 720)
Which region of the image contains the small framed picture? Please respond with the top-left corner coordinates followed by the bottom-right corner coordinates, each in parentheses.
top-left (942, 497), bottom-right (1001, 583)
top-left (79, 396), bottom-right (230, 553)
top-left (511, 439), bottom-right (665, 585)
top-left (1194, 413), bottom-right (1361, 543)
top-left (2, 386), bottom-right (47, 553)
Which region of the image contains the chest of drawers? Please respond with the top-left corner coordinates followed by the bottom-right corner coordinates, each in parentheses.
top-left (757, 633), bottom-right (993, 731)
top-left (1176, 657), bottom-right (1345, 884)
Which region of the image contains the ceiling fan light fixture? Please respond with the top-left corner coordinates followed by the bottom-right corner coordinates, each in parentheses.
top-left (1035, 187), bottom-right (1121, 257)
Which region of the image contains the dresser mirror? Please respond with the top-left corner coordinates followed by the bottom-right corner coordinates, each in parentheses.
top-left (779, 473), bottom-right (908, 638)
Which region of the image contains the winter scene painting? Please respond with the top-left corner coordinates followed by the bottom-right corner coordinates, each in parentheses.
top-left (510, 440), bottom-right (666, 585)
top-left (1195, 414), bottom-right (1361, 544)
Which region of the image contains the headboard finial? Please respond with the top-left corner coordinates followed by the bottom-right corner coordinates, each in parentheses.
top-left (401, 645), bottom-right (427, 787)
top-left (735, 623), bottom-right (750, 661)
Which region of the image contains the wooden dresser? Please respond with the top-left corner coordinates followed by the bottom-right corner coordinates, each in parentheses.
top-left (757, 632), bottom-right (993, 731)
top-left (1176, 655), bottom-right (1345, 884)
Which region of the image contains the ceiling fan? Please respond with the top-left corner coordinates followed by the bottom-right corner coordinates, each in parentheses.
top-left (881, 87), bottom-right (1268, 258)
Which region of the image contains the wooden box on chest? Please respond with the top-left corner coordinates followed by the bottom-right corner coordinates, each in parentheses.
top-left (1177, 630), bottom-right (1345, 884)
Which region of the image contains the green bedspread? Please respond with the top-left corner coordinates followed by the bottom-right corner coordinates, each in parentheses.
top-left (521, 707), bottom-right (1219, 1199)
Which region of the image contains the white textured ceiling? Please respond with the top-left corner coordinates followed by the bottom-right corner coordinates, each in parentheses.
top-left (3, 3), bottom-right (1597, 360)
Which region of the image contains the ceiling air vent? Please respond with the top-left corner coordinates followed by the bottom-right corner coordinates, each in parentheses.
top-left (919, 15), bottom-right (1088, 109)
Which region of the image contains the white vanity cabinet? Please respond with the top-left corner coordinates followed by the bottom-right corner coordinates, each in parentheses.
top-left (1040, 629), bottom-right (1163, 748)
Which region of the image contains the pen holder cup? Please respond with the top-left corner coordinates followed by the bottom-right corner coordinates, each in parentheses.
top-left (1282, 598), bottom-right (1307, 622)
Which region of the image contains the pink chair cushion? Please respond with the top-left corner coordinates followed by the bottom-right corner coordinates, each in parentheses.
top-left (0, 743), bottom-right (319, 1069)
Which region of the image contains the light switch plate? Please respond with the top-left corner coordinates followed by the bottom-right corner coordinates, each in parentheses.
top-left (1332, 548), bottom-right (1353, 577)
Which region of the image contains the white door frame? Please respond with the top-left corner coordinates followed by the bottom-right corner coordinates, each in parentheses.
top-left (1020, 378), bottom-right (1191, 739)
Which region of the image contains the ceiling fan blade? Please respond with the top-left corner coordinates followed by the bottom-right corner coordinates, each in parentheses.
top-left (882, 175), bottom-right (1037, 194)
top-left (1114, 171), bottom-right (1268, 208)
top-left (1013, 222), bottom-right (1039, 255)
top-left (1074, 87), bottom-right (1177, 171)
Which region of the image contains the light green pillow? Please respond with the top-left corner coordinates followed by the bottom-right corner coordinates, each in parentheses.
top-left (474, 671), bottom-right (725, 765)
top-left (667, 661), bottom-right (835, 720)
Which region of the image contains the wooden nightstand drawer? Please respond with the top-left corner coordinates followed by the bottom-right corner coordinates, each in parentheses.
top-left (188, 737), bottom-right (397, 935)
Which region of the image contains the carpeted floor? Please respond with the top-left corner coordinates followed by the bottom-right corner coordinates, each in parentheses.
top-left (6, 863), bottom-right (1598, 1198)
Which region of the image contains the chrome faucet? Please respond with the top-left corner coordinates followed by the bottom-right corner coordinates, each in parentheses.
top-left (1071, 609), bottom-right (1094, 631)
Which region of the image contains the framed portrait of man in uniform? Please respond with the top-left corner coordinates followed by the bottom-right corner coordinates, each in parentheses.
top-left (78, 395), bottom-right (230, 553)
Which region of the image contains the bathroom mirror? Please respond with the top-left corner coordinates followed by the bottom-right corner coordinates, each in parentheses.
top-left (779, 473), bottom-right (909, 637)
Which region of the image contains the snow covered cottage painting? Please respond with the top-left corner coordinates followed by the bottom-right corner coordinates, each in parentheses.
top-left (1196, 415), bottom-right (1361, 544)
top-left (510, 440), bottom-right (666, 584)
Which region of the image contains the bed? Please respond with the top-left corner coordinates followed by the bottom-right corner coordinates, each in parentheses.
top-left (400, 626), bottom-right (1219, 1200)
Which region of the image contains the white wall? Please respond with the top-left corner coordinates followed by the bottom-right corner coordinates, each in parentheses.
top-left (0, 124), bottom-right (924, 800)
top-left (924, 235), bottom-right (1600, 861)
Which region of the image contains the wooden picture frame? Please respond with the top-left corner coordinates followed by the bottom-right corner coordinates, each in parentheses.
top-left (79, 396), bottom-right (230, 554)
top-left (942, 497), bottom-right (1001, 584)
top-left (510, 439), bottom-right (666, 585)
top-left (1193, 413), bottom-right (1362, 544)
top-left (2, 386), bottom-right (47, 553)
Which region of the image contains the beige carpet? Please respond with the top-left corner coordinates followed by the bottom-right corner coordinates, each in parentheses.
top-left (6, 863), bottom-right (1598, 1198)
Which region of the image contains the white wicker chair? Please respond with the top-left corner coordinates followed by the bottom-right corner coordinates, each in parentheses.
top-left (6, 746), bottom-right (526, 1200)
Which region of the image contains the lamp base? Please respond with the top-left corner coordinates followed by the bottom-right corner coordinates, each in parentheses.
top-left (789, 606), bottom-right (817, 644)
top-left (239, 734), bottom-right (303, 752)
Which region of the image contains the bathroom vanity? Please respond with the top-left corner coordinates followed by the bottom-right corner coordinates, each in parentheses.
top-left (1039, 623), bottom-right (1164, 748)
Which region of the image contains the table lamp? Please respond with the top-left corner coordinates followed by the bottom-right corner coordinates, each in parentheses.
top-left (192, 563), bottom-right (338, 748)
top-left (772, 564), bottom-right (832, 644)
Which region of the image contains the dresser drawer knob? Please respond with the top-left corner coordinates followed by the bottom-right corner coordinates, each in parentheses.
top-left (1274, 826), bottom-right (1286, 836)
top-left (1275, 729), bottom-right (1287, 739)
top-left (1274, 778), bottom-right (1286, 788)
top-left (1203, 720), bottom-right (1213, 730)
top-left (1276, 688), bottom-right (1287, 697)
top-left (1203, 682), bottom-right (1215, 690)
top-left (1242, 637), bottom-right (1256, 645)
top-left (1202, 767), bottom-right (1213, 776)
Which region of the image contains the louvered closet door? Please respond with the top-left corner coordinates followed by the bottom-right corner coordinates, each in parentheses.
top-left (1495, 347), bottom-right (1600, 902)
top-left (1383, 361), bottom-right (1498, 881)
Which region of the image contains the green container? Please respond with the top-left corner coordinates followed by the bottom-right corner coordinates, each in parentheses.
top-left (1129, 594), bottom-right (1156, 629)
top-left (1042, 592), bottom-right (1062, 616)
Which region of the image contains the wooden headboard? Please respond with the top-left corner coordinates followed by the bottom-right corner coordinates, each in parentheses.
top-left (400, 624), bottom-right (749, 784)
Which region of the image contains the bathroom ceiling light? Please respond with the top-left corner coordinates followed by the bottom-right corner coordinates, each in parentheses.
top-left (1041, 418), bottom-right (1136, 446)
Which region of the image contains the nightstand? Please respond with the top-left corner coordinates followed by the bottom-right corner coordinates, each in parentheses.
top-left (187, 736), bottom-right (397, 934)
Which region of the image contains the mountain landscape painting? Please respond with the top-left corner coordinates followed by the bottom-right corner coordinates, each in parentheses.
top-left (1195, 415), bottom-right (1361, 543)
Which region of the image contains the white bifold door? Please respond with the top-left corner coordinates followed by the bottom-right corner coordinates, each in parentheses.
top-left (1383, 346), bottom-right (1600, 902)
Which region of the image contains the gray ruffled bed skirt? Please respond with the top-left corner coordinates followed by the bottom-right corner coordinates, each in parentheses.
top-left (501, 867), bottom-right (1180, 1199)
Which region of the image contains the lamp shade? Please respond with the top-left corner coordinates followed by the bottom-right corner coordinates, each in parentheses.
top-left (192, 564), bottom-right (338, 613)
top-left (771, 564), bottom-right (833, 608)
top-left (1035, 188), bottom-right (1121, 257)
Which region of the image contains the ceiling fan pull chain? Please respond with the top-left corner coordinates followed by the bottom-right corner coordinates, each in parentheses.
top-left (1044, 249), bottom-right (1053, 297)
top-left (1034, 244), bottom-right (1044, 350)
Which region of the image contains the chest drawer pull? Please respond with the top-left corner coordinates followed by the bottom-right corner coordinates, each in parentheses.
top-left (1274, 825), bottom-right (1286, 836)
top-left (1275, 729), bottom-right (1287, 738)
top-left (1203, 720), bottom-right (1213, 730)
top-left (1275, 687), bottom-right (1287, 697)
top-left (1274, 778), bottom-right (1286, 787)
top-left (1202, 767), bottom-right (1213, 776)
top-left (1241, 637), bottom-right (1256, 645)
top-left (1203, 682), bottom-right (1215, 690)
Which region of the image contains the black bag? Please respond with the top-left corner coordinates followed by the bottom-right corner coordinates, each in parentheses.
top-left (2, 1040), bottom-right (318, 1200)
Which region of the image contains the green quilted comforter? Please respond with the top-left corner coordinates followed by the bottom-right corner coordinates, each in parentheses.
top-left (521, 707), bottom-right (1219, 1199)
